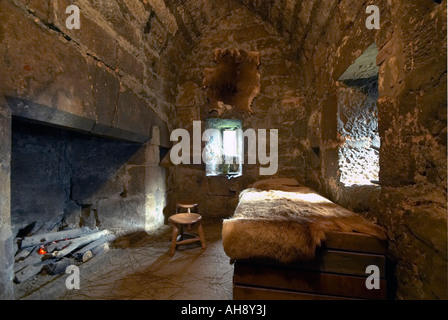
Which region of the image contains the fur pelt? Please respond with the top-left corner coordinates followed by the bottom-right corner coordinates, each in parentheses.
top-left (203, 48), bottom-right (260, 115)
top-left (222, 181), bottom-right (387, 263)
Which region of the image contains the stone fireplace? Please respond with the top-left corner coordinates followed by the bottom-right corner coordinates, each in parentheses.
top-left (12, 118), bottom-right (148, 235)
top-left (0, 95), bottom-right (170, 298)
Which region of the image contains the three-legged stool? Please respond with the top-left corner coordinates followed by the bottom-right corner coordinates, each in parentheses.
top-left (169, 212), bottom-right (206, 256)
top-left (176, 201), bottom-right (199, 214)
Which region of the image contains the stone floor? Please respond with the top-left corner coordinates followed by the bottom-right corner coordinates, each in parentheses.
top-left (57, 217), bottom-right (234, 300)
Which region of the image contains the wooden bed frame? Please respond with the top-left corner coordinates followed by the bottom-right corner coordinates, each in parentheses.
top-left (232, 231), bottom-right (395, 300)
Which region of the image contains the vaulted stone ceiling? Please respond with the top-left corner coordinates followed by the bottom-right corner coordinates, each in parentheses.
top-left (155, 0), bottom-right (386, 97)
top-left (161, 0), bottom-right (351, 57)
top-left (158, 0), bottom-right (330, 68)
top-left (160, 0), bottom-right (371, 61)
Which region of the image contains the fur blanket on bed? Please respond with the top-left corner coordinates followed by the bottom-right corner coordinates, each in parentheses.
top-left (222, 179), bottom-right (387, 263)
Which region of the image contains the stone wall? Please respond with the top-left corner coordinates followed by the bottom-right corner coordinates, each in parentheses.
top-left (165, 6), bottom-right (307, 218)
top-left (272, 0), bottom-right (447, 300)
top-left (0, 0), bottom-right (178, 298)
top-left (374, 1), bottom-right (447, 300)
top-left (337, 78), bottom-right (379, 186)
top-left (164, 0), bottom-right (447, 299)
top-left (0, 0), bottom-right (174, 142)
top-left (0, 98), bottom-right (14, 299)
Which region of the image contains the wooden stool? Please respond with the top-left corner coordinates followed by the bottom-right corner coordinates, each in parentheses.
top-left (176, 201), bottom-right (199, 214)
top-left (169, 213), bottom-right (206, 256)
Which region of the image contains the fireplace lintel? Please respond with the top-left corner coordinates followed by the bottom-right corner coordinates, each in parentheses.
top-left (5, 96), bottom-right (170, 147)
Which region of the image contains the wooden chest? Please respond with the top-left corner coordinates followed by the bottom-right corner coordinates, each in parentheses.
top-left (233, 231), bottom-right (395, 300)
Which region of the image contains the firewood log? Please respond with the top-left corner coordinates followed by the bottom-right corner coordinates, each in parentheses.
top-left (14, 247), bottom-right (35, 262)
top-left (20, 228), bottom-right (94, 248)
top-left (73, 234), bottom-right (115, 262)
top-left (45, 257), bottom-right (74, 275)
top-left (14, 259), bottom-right (52, 283)
top-left (92, 243), bottom-right (110, 257)
top-left (81, 242), bottom-right (111, 262)
top-left (14, 247), bottom-right (42, 273)
top-left (52, 230), bottom-right (110, 258)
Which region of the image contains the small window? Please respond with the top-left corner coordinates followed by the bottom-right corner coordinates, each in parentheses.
top-left (204, 118), bottom-right (243, 177)
top-left (337, 43), bottom-right (380, 186)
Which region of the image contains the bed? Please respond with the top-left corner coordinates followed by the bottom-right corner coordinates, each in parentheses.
top-left (222, 178), bottom-right (394, 300)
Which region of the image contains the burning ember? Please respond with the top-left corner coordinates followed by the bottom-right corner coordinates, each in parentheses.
top-left (38, 246), bottom-right (47, 255)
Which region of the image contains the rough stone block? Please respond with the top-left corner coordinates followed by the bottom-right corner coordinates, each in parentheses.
top-left (116, 46), bottom-right (145, 82)
top-left (206, 176), bottom-right (232, 196)
top-left (108, 86), bottom-right (152, 142)
top-left (430, 252), bottom-right (448, 299)
top-left (0, 2), bottom-right (94, 121)
top-left (126, 145), bottom-right (147, 166)
top-left (54, 0), bottom-right (118, 69)
top-left (145, 16), bottom-right (168, 53)
top-left (27, 0), bottom-right (51, 23)
top-left (174, 167), bottom-right (206, 193)
top-left (96, 196), bottom-right (147, 232)
top-left (147, 0), bottom-right (178, 35)
top-left (403, 202), bottom-right (447, 254)
top-left (176, 81), bottom-right (204, 107)
top-left (144, 193), bottom-right (164, 231)
top-left (0, 101), bottom-right (11, 227)
top-left (90, 64), bottom-right (120, 135)
top-left (125, 165), bottom-right (147, 196)
top-left (146, 143), bottom-right (161, 166)
top-left (145, 167), bottom-right (166, 194)
top-left (0, 226), bottom-right (14, 300)
top-left (63, 200), bottom-right (82, 229)
top-left (320, 93), bottom-right (338, 141)
top-left (292, 118), bottom-right (308, 138)
top-left (176, 107), bottom-right (199, 129)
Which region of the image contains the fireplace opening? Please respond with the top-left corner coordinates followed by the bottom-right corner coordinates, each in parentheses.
top-left (11, 118), bottom-right (142, 236)
top-left (10, 117), bottom-right (165, 295)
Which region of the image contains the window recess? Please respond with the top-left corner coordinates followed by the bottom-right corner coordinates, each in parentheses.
top-left (204, 118), bottom-right (243, 178)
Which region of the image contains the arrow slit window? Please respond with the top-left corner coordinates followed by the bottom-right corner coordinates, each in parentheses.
top-left (204, 119), bottom-right (243, 177)
top-left (337, 43), bottom-right (380, 186)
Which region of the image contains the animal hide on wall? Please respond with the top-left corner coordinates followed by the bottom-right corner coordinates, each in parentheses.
top-left (203, 48), bottom-right (261, 115)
